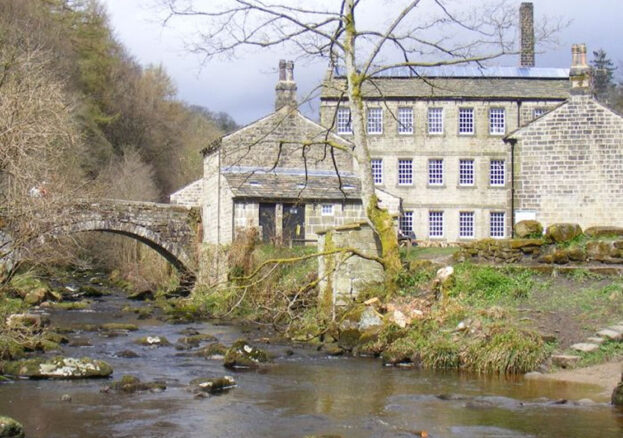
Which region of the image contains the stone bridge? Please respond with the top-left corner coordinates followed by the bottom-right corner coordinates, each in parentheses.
top-left (33, 199), bottom-right (201, 282)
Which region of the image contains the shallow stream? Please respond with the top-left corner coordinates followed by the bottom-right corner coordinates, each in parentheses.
top-left (1, 273), bottom-right (622, 438)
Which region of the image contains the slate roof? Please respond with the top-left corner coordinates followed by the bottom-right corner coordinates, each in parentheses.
top-left (322, 67), bottom-right (570, 100)
top-left (223, 171), bottom-right (361, 201)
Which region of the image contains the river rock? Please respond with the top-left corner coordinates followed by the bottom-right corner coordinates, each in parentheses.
top-left (545, 223), bottom-right (582, 243)
top-left (134, 336), bottom-right (171, 347)
top-left (100, 323), bottom-right (139, 332)
top-left (551, 354), bottom-right (580, 369)
top-left (2, 356), bottom-right (113, 379)
top-left (612, 374), bottom-right (623, 406)
top-left (175, 334), bottom-right (218, 350)
top-left (189, 376), bottom-right (236, 394)
top-left (223, 339), bottom-right (271, 369)
top-left (108, 375), bottom-right (166, 393)
top-left (128, 289), bottom-right (154, 301)
top-left (514, 220), bottom-right (543, 238)
top-left (115, 350), bottom-right (139, 358)
top-left (357, 307), bottom-right (383, 330)
top-left (6, 313), bottom-right (43, 330)
top-left (196, 342), bottom-right (228, 359)
top-left (79, 285), bottom-right (104, 298)
top-left (0, 416), bottom-right (24, 438)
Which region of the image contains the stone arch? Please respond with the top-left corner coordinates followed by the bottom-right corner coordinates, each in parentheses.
top-left (48, 220), bottom-right (196, 283)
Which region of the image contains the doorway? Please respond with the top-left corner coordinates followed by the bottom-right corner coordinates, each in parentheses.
top-left (282, 203), bottom-right (305, 245)
top-left (259, 203), bottom-right (276, 243)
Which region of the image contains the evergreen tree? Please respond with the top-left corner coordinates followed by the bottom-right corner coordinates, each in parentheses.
top-left (591, 49), bottom-right (616, 99)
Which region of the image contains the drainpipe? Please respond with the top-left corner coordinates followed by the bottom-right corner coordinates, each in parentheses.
top-left (506, 138), bottom-right (517, 237)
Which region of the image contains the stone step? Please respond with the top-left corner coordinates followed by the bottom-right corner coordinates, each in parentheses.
top-left (570, 343), bottom-right (600, 353)
top-left (597, 329), bottom-right (623, 341)
top-left (586, 336), bottom-right (606, 345)
top-left (607, 325), bottom-right (623, 334)
top-left (552, 354), bottom-right (580, 369)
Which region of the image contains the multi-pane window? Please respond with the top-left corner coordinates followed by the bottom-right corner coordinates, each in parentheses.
top-left (428, 159), bottom-right (444, 185)
top-left (321, 204), bottom-right (334, 216)
top-left (399, 211), bottom-right (413, 234)
top-left (489, 108), bottom-right (505, 135)
top-left (367, 108), bottom-right (383, 134)
top-left (458, 108), bottom-right (474, 134)
top-left (459, 159), bottom-right (475, 186)
top-left (490, 160), bottom-right (505, 186)
top-left (371, 159), bottom-right (383, 184)
top-left (533, 108), bottom-right (546, 118)
top-left (397, 159), bottom-right (413, 185)
top-left (459, 212), bottom-right (475, 238)
top-left (336, 107), bottom-right (352, 134)
top-left (429, 211), bottom-right (444, 238)
top-left (490, 212), bottom-right (505, 238)
top-left (397, 107), bottom-right (414, 134)
top-left (428, 108), bottom-right (443, 134)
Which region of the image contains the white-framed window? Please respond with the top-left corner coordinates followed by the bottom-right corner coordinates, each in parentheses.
top-left (399, 211), bottom-right (413, 234)
top-left (321, 204), bottom-right (334, 216)
top-left (429, 211), bottom-right (444, 238)
top-left (533, 108), bottom-right (546, 118)
top-left (490, 159), bottom-right (505, 186)
top-left (489, 108), bottom-right (505, 135)
top-left (371, 158), bottom-right (383, 185)
top-left (490, 211), bottom-right (505, 238)
top-left (397, 159), bottom-right (413, 185)
top-left (367, 107), bottom-right (383, 134)
top-left (458, 107), bottom-right (474, 134)
top-left (459, 211), bottom-right (475, 238)
top-left (428, 107), bottom-right (443, 134)
top-left (397, 107), bottom-right (414, 134)
top-left (428, 159), bottom-right (444, 185)
top-left (459, 159), bottom-right (475, 186)
top-left (336, 107), bottom-right (352, 134)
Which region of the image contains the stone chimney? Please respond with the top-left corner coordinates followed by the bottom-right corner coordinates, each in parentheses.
top-left (519, 2), bottom-right (535, 67)
top-left (569, 44), bottom-right (590, 94)
top-left (275, 59), bottom-right (297, 111)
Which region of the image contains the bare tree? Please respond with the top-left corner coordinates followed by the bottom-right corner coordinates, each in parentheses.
top-left (158, 0), bottom-right (559, 286)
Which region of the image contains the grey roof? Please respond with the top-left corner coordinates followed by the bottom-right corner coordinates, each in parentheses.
top-left (335, 65), bottom-right (569, 78)
top-left (223, 171), bottom-right (361, 201)
top-left (323, 67), bottom-right (570, 100)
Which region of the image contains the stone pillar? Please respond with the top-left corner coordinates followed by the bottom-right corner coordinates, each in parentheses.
top-left (519, 2), bottom-right (535, 67)
top-left (275, 59), bottom-right (298, 111)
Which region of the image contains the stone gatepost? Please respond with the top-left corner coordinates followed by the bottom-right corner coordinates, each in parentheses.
top-left (317, 221), bottom-right (384, 318)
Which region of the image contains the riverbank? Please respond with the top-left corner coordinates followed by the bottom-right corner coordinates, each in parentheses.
top-left (530, 360), bottom-right (623, 399)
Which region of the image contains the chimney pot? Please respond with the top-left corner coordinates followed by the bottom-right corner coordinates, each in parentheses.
top-left (279, 59), bottom-right (286, 81)
top-left (569, 43), bottom-right (590, 95)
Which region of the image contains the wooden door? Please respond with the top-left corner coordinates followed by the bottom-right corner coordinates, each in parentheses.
top-left (282, 203), bottom-right (305, 245)
top-left (259, 203), bottom-right (276, 243)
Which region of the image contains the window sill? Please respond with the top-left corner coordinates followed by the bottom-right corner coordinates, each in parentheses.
top-left (427, 184), bottom-right (446, 189)
top-left (488, 184), bottom-right (507, 189)
top-left (457, 184), bottom-right (477, 189)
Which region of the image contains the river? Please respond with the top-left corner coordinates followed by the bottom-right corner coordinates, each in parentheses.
top-left (0, 272), bottom-right (621, 437)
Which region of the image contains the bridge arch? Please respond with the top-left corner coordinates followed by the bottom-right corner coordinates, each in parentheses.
top-left (48, 220), bottom-right (196, 284)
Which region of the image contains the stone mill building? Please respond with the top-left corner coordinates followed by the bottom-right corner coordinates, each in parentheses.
top-left (172, 2), bottom-right (623, 246)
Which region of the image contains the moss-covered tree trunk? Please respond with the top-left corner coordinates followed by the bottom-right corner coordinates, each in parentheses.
top-left (343, 1), bottom-right (402, 292)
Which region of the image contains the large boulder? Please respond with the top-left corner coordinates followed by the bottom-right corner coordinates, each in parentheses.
top-left (612, 374), bottom-right (623, 406)
top-left (2, 356), bottom-right (113, 379)
top-left (545, 223), bottom-right (583, 243)
top-left (223, 339), bottom-right (271, 369)
top-left (586, 241), bottom-right (612, 261)
top-left (0, 416), bottom-right (24, 438)
top-left (514, 220), bottom-right (543, 238)
top-left (585, 226), bottom-right (623, 238)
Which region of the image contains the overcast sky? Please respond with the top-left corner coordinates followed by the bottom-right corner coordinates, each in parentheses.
top-left (101, 0), bottom-right (623, 125)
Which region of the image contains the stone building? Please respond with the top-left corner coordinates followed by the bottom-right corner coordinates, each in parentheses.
top-left (319, 2), bottom-right (572, 242)
top-left (171, 61), bottom-right (400, 245)
top-left (505, 44), bottom-right (623, 230)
